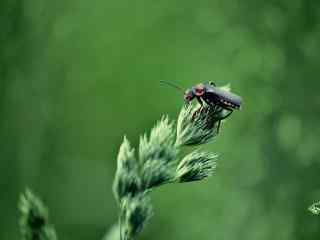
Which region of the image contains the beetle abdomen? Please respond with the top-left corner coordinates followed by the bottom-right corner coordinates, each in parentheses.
top-left (206, 88), bottom-right (242, 109)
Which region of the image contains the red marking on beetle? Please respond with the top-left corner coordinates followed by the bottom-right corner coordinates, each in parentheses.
top-left (195, 84), bottom-right (205, 96)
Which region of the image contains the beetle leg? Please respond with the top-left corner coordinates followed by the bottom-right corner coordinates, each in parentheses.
top-left (214, 108), bottom-right (223, 134)
top-left (216, 110), bottom-right (233, 120)
top-left (217, 120), bottom-right (221, 134)
top-left (191, 97), bottom-right (203, 120)
top-left (213, 110), bottom-right (233, 134)
top-left (196, 97), bottom-right (204, 107)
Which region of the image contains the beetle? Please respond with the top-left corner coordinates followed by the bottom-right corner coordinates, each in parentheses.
top-left (185, 81), bottom-right (241, 109)
top-left (160, 80), bottom-right (242, 132)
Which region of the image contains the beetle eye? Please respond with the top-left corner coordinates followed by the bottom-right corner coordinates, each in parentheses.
top-left (209, 81), bottom-right (215, 86)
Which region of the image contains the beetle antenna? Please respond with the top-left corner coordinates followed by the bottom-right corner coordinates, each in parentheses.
top-left (160, 81), bottom-right (184, 93)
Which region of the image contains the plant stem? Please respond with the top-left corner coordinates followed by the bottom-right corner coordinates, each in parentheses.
top-left (119, 208), bottom-right (123, 240)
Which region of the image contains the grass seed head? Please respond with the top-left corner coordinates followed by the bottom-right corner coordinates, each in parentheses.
top-left (139, 116), bottom-right (178, 189)
top-left (19, 189), bottom-right (57, 240)
top-left (121, 194), bottom-right (153, 240)
top-left (113, 137), bottom-right (141, 203)
top-left (176, 104), bottom-right (219, 146)
top-left (308, 201), bottom-right (320, 215)
top-left (176, 151), bottom-right (217, 182)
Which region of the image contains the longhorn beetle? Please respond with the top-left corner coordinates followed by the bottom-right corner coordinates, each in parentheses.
top-left (160, 81), bottom-right (242, 133)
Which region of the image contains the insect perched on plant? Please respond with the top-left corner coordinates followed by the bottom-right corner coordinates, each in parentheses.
top-left (160, 81), bottom-right (242, 132)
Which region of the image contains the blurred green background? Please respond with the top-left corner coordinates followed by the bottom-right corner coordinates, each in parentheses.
top-left (1, 0), bottom-right (320, 239)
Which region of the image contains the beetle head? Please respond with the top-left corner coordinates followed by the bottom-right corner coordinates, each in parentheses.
top-left (184, 89), bottom-right (195, 103)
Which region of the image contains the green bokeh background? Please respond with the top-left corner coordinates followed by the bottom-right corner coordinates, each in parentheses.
top-left (1, 0), bottom-right (320, 239)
